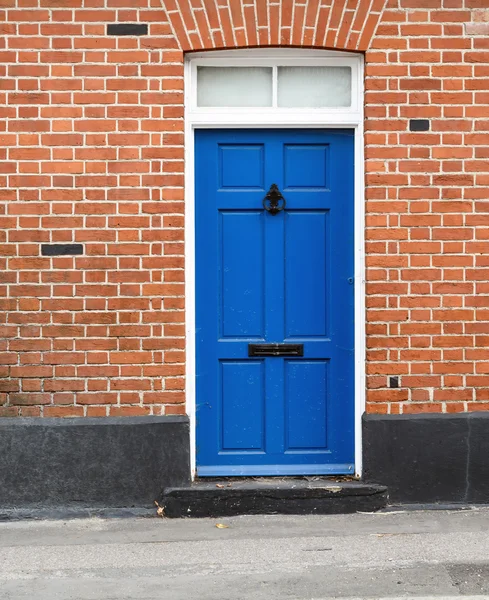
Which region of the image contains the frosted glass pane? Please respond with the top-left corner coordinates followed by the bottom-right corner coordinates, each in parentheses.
top-left (278, 66), bottom-right (352, 108)
top-left (197, 67), bottom-right (273, 107)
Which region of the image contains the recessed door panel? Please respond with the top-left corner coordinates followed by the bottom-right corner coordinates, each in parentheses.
top-left (220, 211), bottom-right (264, 338)
top-left (285, 360), bottom-right (329, 451)
top-left (220, 360), bottom-right (265, 451)
top-left (284, 144), bottom-right (329, 189)
top-left (219, 144), bottom-right (264, 189)
top-left (285, 211), bottom-right (328, 338)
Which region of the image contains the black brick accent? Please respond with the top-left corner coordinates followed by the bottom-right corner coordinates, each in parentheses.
top-left (41, 244), bottom-right (83, 256)
top-left (409, 119), bottom-right (430, 132)
top-left (107, 23), bottom-right (148, 36)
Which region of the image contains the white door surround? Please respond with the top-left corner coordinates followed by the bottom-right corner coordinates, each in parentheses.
top-left (184, 48), bottom-right (365, 478)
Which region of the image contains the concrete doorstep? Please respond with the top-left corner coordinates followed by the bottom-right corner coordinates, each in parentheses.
top-left (161, 478), bottom-right (388, 517)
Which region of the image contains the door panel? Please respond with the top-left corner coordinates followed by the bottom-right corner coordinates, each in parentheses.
top-left (285, 360), bottom-right (329, 451)
top-left (196, 129), bottom-right (355, 476)
top-left (219, 144), bottom-right (264, 189)
top-left (220, 211), bottom-right (265, 338)
top-left (285, 211), bottom-right (328, 338)
top-left (284, 144), bottom-right (329, 189)
top-left (220, 360), bottom-right (265, 451)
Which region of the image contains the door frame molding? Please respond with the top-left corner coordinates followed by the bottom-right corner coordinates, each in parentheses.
top-left (184, 48), bottom-right (365, 478)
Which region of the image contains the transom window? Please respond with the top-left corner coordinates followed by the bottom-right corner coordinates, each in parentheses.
top-left (197, 65), bottom-right (352, 109)
top-left (186, 49), bottom-right (363, 125)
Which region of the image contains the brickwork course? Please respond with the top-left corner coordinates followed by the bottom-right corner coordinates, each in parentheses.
top-left (0, 0), bottom-right (488, 417)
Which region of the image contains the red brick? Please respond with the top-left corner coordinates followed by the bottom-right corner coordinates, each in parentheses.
top-left (0, 0), bottom-right (486, 420)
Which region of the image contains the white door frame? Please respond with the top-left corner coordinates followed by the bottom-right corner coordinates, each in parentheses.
top-left (184, 48), bottom-right (365, 478)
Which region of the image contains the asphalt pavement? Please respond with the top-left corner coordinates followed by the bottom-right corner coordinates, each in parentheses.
top-left (1, 508), bottom-right (489, 599)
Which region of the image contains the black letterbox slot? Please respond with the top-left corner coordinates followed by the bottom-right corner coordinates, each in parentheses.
top-left (248, 344), bottom-right (304, 357)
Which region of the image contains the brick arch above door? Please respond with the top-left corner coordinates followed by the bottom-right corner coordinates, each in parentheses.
top-left (160, 0), bottom-right (388, 53)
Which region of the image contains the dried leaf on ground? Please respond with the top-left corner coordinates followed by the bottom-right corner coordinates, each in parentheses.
top-left (215, 523), bottom-right (229, 529)
top-left (154, 501), bottom-right (165, 518)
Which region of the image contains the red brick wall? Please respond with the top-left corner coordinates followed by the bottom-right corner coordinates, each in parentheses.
top-left (0, 0), bottom-right (487, 417)
top-left (365, 0), bottom-right (489, 415)
top-left (0, 0), bottom-right (186, 417)
top-left (161, 0), bottom-right (386, 51)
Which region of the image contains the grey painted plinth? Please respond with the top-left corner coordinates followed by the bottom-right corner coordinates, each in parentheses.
top-left (0, 416), bottom-right (190, 509)
top-left (363, 412), bottom-right (489, 504)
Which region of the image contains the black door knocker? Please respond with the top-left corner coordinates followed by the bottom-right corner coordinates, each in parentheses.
top-left (263, 183), bottom-right (286, 215)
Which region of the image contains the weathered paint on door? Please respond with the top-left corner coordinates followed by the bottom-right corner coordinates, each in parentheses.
top-left (195, 129), bottom-right (355, 476)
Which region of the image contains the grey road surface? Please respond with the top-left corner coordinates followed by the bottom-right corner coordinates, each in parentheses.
top-left (1, 508), bottom-right (489, 599)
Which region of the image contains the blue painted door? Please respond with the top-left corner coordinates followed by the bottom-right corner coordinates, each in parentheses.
top-left (195, 129), bottom-right (355, 476)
